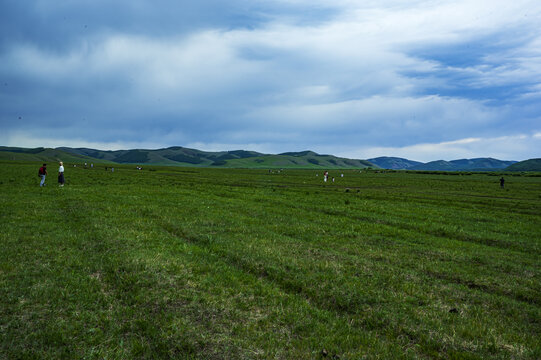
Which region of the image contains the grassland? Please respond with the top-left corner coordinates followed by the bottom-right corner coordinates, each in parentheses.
top-left (0, 161), bottom-right (540, 359)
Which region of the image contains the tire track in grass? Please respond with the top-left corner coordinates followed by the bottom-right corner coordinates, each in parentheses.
top-left (120, 174), bottom-right (540, 359)
top-left (159, 218), bottom-right (540, 359)
top-left (202, 187), bottom-right (539, 269)
top-left (158, 219), bottom-right (424, 359)
top-left (115, 180), bottom-right (538, 359)
top-left (423, 270), bottom-right (541, 306)
top-left (158, 213), bottom-right (537, 359)
top-left (109, 196), bottom-right (401, 358)
top-left (226, 188), bottom-right (539, 255)
top-left (37, 193), bottom-right (212, 358)
top-left (251, 199), bottom-right (541, 307)
top-left (135, 172), bottom-right (540, 359)
top-left (179, 185), bottom-right (540, 308)
top-left (199, 172), bottom-right (540, 216)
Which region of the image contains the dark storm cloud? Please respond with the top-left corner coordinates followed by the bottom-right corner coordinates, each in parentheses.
top-left (0, 0), bottom-right (337, 50)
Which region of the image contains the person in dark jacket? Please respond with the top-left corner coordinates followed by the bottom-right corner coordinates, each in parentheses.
top-left (38, 164), bottom-right (47, 187)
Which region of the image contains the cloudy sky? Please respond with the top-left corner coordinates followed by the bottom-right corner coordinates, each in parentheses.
top-left (1, 0), bottom-right (540, 161)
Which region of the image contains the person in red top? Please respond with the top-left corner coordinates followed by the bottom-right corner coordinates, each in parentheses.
top-left (38, 163), bottom-right (47, 187)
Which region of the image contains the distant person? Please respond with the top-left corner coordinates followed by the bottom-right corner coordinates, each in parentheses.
top-left (38, 163), bottom-right (47, 187)
top-left (58, 161), bottom-right (65, 187)
top-left (500, 177), bottom-right (505, 188)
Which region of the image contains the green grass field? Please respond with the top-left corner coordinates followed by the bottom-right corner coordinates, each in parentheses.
top-left (1, 161), bottom-right (540, 359)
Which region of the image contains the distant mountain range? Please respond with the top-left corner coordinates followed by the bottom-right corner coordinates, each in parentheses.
top-left (368, 157), bottom-right (518, 171)
top-left (367, 157), bottom-right (423, 170)
top-left (1, 146), bottom-right (538, 171)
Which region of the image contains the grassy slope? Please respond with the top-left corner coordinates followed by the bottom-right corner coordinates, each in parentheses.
top-left (57, 147), bottom-right (375, 168)
top-left (0, 163), bottom-right (540, 359)
top-left (410, 159), bottom-right (516, 172)
top-left (219, 155), bottom-right (373, 169)
top-left (0, 148), bottom-right (111, 164)
top-left (506, 159), bottom-right (541, 172)
top-left (368, 157), bottom-right (422, 170)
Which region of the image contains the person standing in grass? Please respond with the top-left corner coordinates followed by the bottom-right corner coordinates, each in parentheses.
top-left (500, 177), bottom-right (505, 188)
top-left (58, 161), bottom-right (65, 187)
top-left (38, 163), bottom-right (47, 187)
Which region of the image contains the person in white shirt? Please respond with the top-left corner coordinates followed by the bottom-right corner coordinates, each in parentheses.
top-left (58, 161), bottom-right (65, 187)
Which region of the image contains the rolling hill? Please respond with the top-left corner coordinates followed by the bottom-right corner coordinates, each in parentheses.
top-left (505, 158), bottom-right (541, 171)
top-left (1, 146), bottom-right (376, 169)
top-left (2, 146), bottom-right (534, 171)
top-left (367, 157), bottom-right (518, 171)
top-left (220, 151), bottom-right (375, 169)
top-left (367, 157), bottom-right (423, 170)
top-left (0, 147), bottom-right (106, 163)
top-left (410, 158), bottom-right (516, 171)
top-left (55, 147), bottom-right (265, 166)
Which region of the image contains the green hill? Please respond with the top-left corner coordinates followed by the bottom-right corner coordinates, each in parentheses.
top-left (367, 156), bottom-right (422, 169)
top-left (505, 158), bottom-right (541, 171)
top-left (410, 158), bottom-right (516, 171)
top-left (216, 153), bottom-right (374, 169)
top-left (410, 160), bottom-right (456, 171)
top-left (56, 146), bottom-right (375, 168)
top-left (448, 158), bottom-right (516, 171)
top-left (5, 146), bottom-right (526, 170)
top-left (0, 147), bottom-right (107, 163)
top-left (56, 147), bottom-right (267, 167)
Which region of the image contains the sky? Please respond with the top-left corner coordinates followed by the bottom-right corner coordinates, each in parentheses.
top-left (1, 0), bottom-right (540, 162)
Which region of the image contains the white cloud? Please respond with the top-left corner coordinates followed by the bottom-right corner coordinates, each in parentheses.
top-left (4, 0), bottom-right (540, 102)
top-left (7, 0), bottom-right (539, 91)
top-left (243, 95), bottom-right (503, 142)
top-left (0, 131), bottom-right (164, 151)
top-left (335, 133), bottom-right (540, 162)
top-left (184, 141), bottom-right (278, 154)
top-left (1, 0), bottom-right (541, 161)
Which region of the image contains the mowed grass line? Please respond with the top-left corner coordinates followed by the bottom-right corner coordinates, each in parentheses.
top-left (149, 179), bottom-right (539, 358)
top-left (103, 169), bottom-right (540, 357)
top-left (104, 186), bottom-right (443, 359)
top-left (1, 162), bottom-right (540, 359)
top-left (220, 183), bottom-right (539, 255)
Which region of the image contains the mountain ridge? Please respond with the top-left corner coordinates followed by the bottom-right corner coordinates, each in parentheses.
top-left (0, 146), bottom-right (375, 169)
top-left (1, 146), bottom-right (537, 171)
top-left (367, 157), bottom-right (423, 170)
top-left (505, 158), bottom-right (541, 171)
top-left (369, 156), bottom-right (518, 171)
top-left (409, 158), bottom-right (516, 171)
